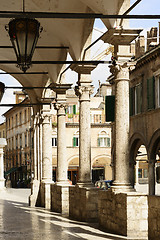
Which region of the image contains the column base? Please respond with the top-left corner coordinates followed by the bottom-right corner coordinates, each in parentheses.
top-left (111, 181), bottom-right (135, 193)
top-left (56, 180), bottom-right (71, 186)
top-left (29, 179), bottom-right (40, 207)
top-left (69, 185), bottom-right (99, 222)
top-left (0, 178), bottom-right (5, 189)
top-left (98, 191), bottom-right (148, 239)
top-left (51, 184), bottom-right (70, 216)
top-left (40, 180), bottom-right (54, 209)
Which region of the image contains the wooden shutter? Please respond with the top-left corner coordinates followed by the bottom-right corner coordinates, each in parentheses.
top-left (147, 76), bottom-right (155, 110)
top-left (97, 138), bottom-right (100, 147)
top-left (73, 137), bottom-right (76, 147)
top-left (105, 96), bottom-right (115, 122)
top-left (129, 87), bottom-right (134, 116)
top-left (73, 105), bottom-right (76, 114)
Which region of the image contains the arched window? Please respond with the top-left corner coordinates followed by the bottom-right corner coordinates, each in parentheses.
top-left (73, 131), bottom-right (79, 147)
top-left (97, 130), bottom-right (110, 147)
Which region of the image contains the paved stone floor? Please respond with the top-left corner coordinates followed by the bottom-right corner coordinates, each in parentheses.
top-left (0, 188), bottom-right (134, 240)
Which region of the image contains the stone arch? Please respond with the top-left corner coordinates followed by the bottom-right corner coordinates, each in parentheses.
top-left (129, 132), bottom-right (148, 186)
top-left (67, 155), bottom-right (79, 167)
top-left (148, 129), bottom-right (160, 159)
top-left (146, 129), bottom-right (160, 195)
top-left (92, 154), bottom-right (112, 180)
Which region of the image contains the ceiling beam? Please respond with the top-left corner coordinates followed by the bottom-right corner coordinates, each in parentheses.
top-left (0, 60), bottom-right (111, 65)
top-left (0, 11), bottom-right (159, 19)
top-left (0, 46), bottom-right (69, 49)
top-left (0, 103), bottom-right (51, 107)
top-left (0, 72), bottom-right (48, 74)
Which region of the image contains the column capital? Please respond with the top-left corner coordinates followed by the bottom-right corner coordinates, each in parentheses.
top-left (109, 61), bottom-right (136, 81)
top-left (75, 85), bottom-right (94, 101)
top-left (41, 112), bottom-right (51, 124)
top-left (54, 102), bottom-right (67, 111)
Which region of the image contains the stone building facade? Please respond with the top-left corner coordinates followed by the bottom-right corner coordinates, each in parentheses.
top-left (4, 87), bottom-right (112, 187)
top-left (4, 94), bottom-right (34, 187)
top-left (129, 24), bottom-right (160, 195)
top-left (51, 88), bottom-right (112, 184)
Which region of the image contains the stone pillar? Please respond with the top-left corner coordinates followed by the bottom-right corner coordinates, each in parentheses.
top-left (110, 62), bottom-right (135, 192)
top-left (29, 114), bottom-right (40, 207)
top-left (135, 160), bottom-right (139, 186)
top-left (41, 112), bottom-right (52, 182)
top-left (0, 139), bottom-right (7, 189)
top-left (50, 83), bottom-right (72, 185)
top-left (40, 111), bottom-right (53, 209)
top-left (55, 102), bottom-right (68, 184)
top-left (74, 65), bottom-right (95, 187)
top-left (148, 159), bottom-right (155, 195)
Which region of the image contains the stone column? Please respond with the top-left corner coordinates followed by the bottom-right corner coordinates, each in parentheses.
top-left (29, 114), bottom-right (40, 207)
top-left (55, 102), bottom-right (68, 184)
top-left (41, 112), bottom-right (52, 182)
top-left (51, 83), bottom-right (72, 184)
top-left (74, 65), bottom-right (95, 187)
top-left (148, 159), bottom-right (155, 195)
top-left (110, 62), bottom-right (135, 192)
top-left (0, 139), bottom-right (7, 189)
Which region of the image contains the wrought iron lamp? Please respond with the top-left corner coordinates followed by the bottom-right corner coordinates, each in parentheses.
top-left (6, 18), bottom-right (42, 72)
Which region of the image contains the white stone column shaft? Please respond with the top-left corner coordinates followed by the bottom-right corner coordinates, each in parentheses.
top-left (110, 62), bottom-right (134, 192)
top-left (33, 116), bottom-right (38, 180)
top-left (76, 85), bottom-right (93, 186)
top-left (0, 139), bottom-right (7, 189)
top-left (41, 114), bottom-right (52, 182)
top-left (56, 103), bottom-right (68, 184)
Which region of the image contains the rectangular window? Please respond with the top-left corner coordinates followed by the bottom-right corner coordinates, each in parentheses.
top-left (25, 134), bottom-right (27, 147)
top-left (143, 169), bottom-right (148, 178)
top-left (73, 137), bottom-right (79, 147)
top-left (73, 105), bottom-right (76, 114)
top-left (52, 137), bottom-right (57, 147)
top-left (98, 137), bottom-right (107, 147)
top-left (24, 109), bottom-right (27, 122)
top-left (135, 83), bottom-right (142, 114)
top-left (107, 137), bottom-right (110, 147)
top-left (147, 76), bottom-right (155, 110)
top-left (138, 169), bottom-right (142, 178)
top-left (15, 114), bottom-right (18, 126)
top-left (19, 112), bottom-right (22, 124)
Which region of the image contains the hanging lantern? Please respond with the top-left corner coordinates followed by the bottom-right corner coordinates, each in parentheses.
top-left (7, 18), bottom-right (42, 72)
top-left (0, 82), bottom-right (5, 102)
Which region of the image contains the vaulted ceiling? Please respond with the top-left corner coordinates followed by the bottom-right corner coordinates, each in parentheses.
top-left (0, 0), bottom-right (130, 105)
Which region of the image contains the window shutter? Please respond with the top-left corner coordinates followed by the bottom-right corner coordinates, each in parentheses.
top-left (73, 137), bottom-right (76, 147)
top-left (73, 105), bottom-right (76, 114)
top-left (105, 95), bottom-right (115, 122)
top-left (147, 76), bottom-right (155, 110)
top-left (107, 137), bottom-right (110, 147)
top-left (97, 138), bottom-right (100, 147)
top-left (129, 87), bottom-right (134, 116)
top-left (136, 84), bottom-right (142, 114)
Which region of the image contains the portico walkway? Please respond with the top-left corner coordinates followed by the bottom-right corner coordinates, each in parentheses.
top-left (0, 189), bottom-right (136, 240)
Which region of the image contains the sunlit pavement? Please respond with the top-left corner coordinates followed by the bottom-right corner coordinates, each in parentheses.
top-left (0, 188), bottom-right (149, 240)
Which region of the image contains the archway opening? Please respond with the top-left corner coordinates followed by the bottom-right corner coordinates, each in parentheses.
top-left (135, 145), bottom-right (148, 193)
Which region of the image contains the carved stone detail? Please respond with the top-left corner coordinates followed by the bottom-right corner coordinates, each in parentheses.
top-left (109, 61), bottom-right (136, 80)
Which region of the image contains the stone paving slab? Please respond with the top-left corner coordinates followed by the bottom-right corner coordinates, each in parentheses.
top-left (0, 188), bottom-right (146, 240)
